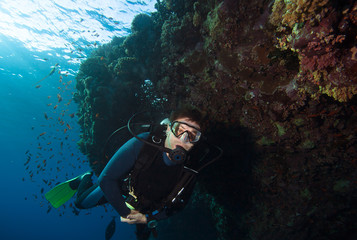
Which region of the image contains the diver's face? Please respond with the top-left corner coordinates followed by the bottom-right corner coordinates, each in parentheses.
top-left (165, 117), bottom-right (201, 151)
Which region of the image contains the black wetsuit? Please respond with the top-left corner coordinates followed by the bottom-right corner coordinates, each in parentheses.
top-left (75, 132), bottom-right (195, 221)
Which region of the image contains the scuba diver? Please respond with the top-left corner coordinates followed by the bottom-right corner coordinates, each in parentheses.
top-left (45, 105), bottom-right (222, 239)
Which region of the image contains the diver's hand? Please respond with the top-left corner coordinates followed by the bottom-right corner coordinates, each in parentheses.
top-left (121, 210), bottom-right (147, 224)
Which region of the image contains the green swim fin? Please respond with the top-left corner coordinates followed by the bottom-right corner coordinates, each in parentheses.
top-left (45, 172), bottom-right (91, 208)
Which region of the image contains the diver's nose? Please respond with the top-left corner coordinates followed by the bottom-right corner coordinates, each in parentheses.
top-left (179, 132), bottom-right (189, 144)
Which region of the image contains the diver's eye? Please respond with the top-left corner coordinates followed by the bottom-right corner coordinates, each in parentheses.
top-left (176, 125), bottom-right (185, 135)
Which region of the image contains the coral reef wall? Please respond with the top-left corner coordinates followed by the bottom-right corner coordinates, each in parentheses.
top-left (74, 0), bottom-right (357, 239)
top-left (74, 14), bottom-right (162, 173)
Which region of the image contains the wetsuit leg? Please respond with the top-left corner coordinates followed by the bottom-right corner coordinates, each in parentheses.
top-left (74, 174), bottom-right (107, 209)
top-left (135, 224), bottom-right (151, 240)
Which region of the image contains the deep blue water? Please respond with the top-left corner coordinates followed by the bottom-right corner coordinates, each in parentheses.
top-left (0, 1), bottom-right (156, 239)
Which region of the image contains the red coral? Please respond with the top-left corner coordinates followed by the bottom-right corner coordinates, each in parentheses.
top-left (316, 51), bottom-right (337, 70)
top-left (300, 55), bottom-right (318, 72)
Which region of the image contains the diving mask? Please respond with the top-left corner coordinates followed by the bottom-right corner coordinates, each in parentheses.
top-left (170, 121), bottom-right (201, 144)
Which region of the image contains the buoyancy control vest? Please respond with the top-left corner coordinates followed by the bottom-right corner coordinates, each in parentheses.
top-left (108, 118), bottom-right (222, 216)
top-left (129, 140), bottom-right (184, 213)
top-left (122, 125), bottom-right (198, 215)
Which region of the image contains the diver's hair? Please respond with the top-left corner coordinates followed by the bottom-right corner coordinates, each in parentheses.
top-left (169, 104), bottom-right (204, 130)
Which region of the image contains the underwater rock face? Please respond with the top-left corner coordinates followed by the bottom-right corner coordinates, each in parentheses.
top-left (75, 0), bottom-right (356, 239)
top-left (270, 0), bottom-right (357, 103)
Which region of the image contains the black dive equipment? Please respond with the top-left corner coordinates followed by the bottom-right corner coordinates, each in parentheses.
top-left (147, 219), bottom-right (158, 229)
top-left (127, 112), bottom-right (188, 164)
top-left (102, 112), bottom-right (223, 233)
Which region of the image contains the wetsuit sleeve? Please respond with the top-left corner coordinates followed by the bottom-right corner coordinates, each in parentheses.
top-left (152, 175), bottom-right (197, 221)
top-left (98, 133), bottom-right (148, 217)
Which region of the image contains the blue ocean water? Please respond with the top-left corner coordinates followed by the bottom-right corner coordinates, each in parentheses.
top-left (0, 1), bottom-right (156, 239)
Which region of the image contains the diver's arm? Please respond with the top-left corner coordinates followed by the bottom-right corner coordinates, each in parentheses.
top-left (98, 133), bottom-right (148, 217)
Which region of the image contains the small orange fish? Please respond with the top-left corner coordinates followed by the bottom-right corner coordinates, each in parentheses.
top-left (35, 85), bottom-right (41, 88)
top-left (53, 105), bottom-right (58, 109)
top-left (44, 113), bottom-right (48, 120)
top-left (65, 99), bottom-right (72, 106)
top-left (69, 113), bottom-right (75, 118)
top-left (39, 132), bottom-right (46, 137)
top-left (66, 123), bottom-right (71, 129)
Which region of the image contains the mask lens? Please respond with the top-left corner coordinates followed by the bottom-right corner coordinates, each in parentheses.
top-left (189, 130), bottom-right (201, 143)
top-left (171, 122), bottom-right (183, 136)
